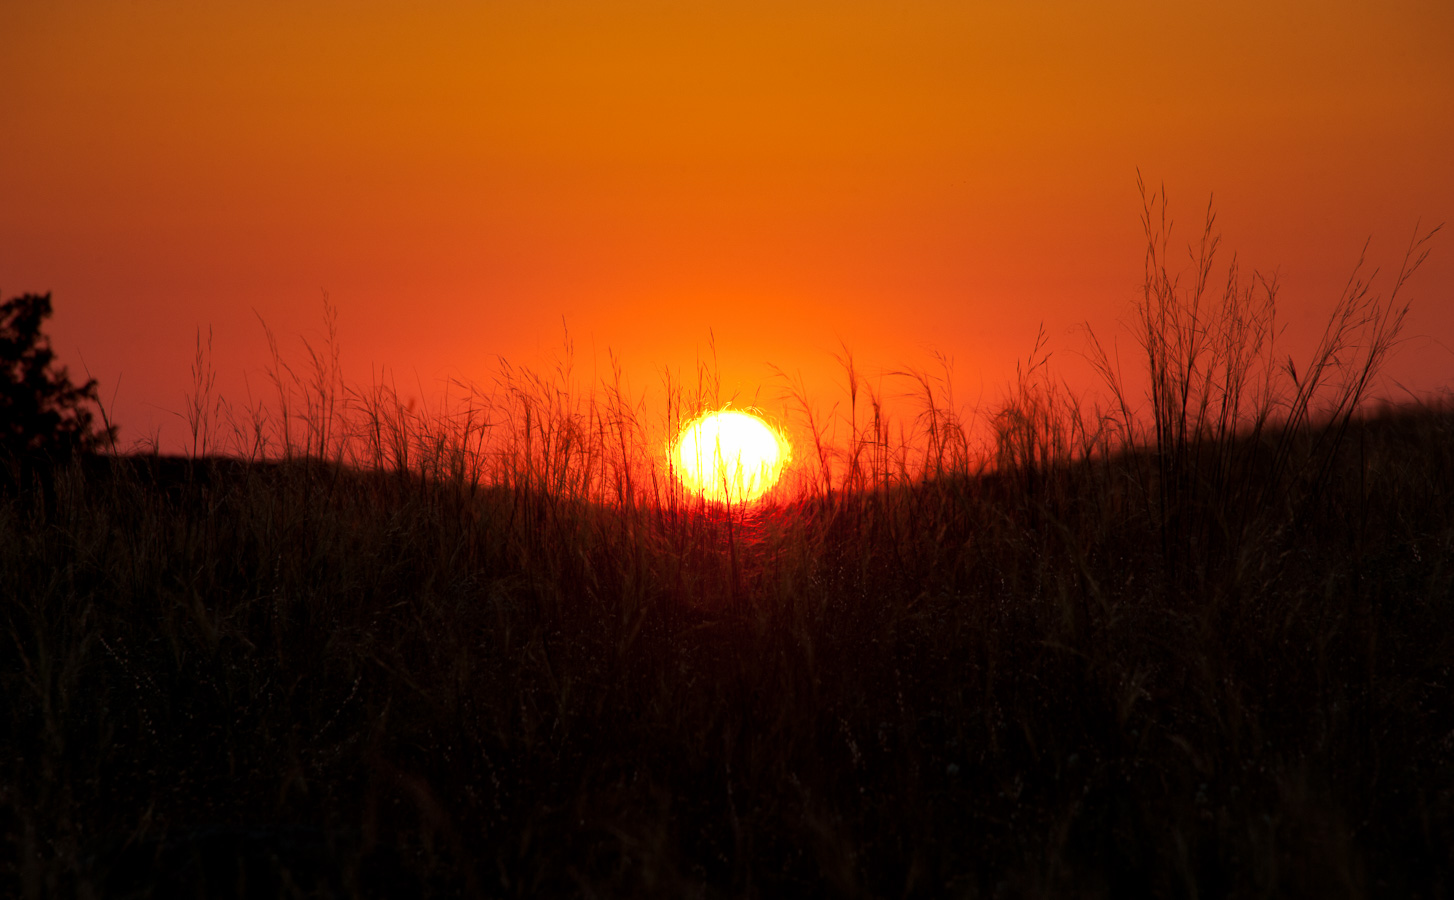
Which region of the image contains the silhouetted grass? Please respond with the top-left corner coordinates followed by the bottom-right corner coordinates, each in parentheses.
top-left (2, 198), bottom-right (1450, 898)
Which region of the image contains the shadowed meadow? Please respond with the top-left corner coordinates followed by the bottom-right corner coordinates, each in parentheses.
top-left (3, 194), bottom-right (1452, 897)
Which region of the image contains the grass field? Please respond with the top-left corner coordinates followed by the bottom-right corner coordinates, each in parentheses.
top-left (3, 199), bottom-right (1451, 897)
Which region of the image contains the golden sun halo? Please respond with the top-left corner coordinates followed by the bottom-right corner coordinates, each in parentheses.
top-left (673, 410), bottom-right (790, 504)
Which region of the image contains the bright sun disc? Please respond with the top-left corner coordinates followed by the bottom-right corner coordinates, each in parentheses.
top-left (673, 410), bottom-right (789, 504)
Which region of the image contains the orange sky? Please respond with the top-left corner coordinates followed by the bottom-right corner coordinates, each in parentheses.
top-left (3, 0), bottom-right (1452, 453)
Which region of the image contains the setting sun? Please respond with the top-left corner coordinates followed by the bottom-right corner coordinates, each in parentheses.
top-left (673, 409), bottom-right (789, 504)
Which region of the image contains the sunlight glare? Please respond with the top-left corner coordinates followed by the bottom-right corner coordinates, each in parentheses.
top-left (673, 410), bottom-right (789, 504)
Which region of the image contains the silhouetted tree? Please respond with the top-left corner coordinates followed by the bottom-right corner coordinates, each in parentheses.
top-left (1, 292), bottom-right (115, 462)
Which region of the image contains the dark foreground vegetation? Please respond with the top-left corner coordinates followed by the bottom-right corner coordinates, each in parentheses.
top-left (4, 402), bottom-right (1453, 899)
top-left (3, 193), bottom-right (1450, 897)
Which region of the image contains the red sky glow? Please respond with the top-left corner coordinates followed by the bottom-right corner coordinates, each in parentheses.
top-left (3, 1), bottom-right (1451, 459)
